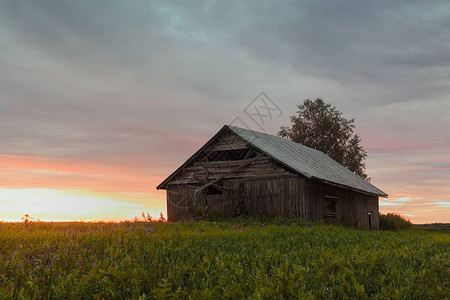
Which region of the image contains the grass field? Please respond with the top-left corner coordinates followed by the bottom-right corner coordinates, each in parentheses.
top-left (0, 220), bottom-right (448, 299)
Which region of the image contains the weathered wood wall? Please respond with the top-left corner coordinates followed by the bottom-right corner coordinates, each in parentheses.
top-left (166, 175), bottom-right (306, 221)
top-left (304, 180), bottom-right (379, 229)
top-left (167, 177), bottom-right (379, 229)
top-left (240, 176), bottom-right (306, 218)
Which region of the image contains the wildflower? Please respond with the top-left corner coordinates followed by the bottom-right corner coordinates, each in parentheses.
top-left (242, 227), bottom-right (246, 232)
top-left (233, 225), bottom-right (238, 231)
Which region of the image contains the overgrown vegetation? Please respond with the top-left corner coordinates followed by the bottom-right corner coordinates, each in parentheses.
top-left (0, 220), bottom-right (448, 299)
top-left (189, 205), bottom-right (220, 221)
top-left (379, 212), bottom-right (412, 231)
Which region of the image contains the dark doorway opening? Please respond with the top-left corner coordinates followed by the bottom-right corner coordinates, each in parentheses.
top-left (368, 213), bottom-right (372, 229)
top-left (325, 196), bottom-right (337, 222)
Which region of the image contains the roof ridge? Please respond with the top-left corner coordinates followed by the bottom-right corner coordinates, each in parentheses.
top-left (226, 124), bottom-right (332, 156)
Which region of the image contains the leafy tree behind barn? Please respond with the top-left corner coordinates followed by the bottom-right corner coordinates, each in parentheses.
top-left (279, 98), bottom-right (370, 180)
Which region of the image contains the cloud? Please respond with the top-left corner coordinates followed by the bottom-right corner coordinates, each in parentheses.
top-left (0, 153), bottom-right (169, 192)
top-left (433, 201), bottom-right (450, 208)
top-left (379, 197), bottom-right (412, 207)
top-left (379, 200), bottom-right (399, 207)
top-left (395, 197), bottom-right (411, 203)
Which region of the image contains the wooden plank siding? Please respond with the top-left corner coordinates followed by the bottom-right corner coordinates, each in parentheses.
top-left (167, 175), bottom-right (308, 221)
top-left (304, 180), bottom-right (379, 229)
top-left (239, 176), bottom-right (305, 218)
top-left (167, 174), bottom-right (379, 229)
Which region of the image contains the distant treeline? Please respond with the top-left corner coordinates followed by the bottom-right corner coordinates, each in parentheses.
top-left (414, 223), bottom-right (450, 230)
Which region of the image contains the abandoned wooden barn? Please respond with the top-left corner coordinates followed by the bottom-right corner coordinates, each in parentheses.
top-left (157, 125), bottom-right (388, 229)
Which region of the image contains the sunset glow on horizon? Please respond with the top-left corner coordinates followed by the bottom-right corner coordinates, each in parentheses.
top-left (0, 188), bottom-right (164, 222)
top-left (0, 149), bottom-right (448, 224)
top-left (0, 154), bottom-right (166, 222)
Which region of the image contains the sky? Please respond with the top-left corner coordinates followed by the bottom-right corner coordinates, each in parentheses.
top-left (0, 0), bottom-right (449, 223)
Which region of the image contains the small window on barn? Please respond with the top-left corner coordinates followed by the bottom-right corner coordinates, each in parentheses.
top-left (204, 181), bottom-right (224, 195)
top-left (325, 196), bottom-right (337, 221)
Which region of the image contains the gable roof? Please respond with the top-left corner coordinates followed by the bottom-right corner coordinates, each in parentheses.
top-left (157, 125), bottom-right (388, 197)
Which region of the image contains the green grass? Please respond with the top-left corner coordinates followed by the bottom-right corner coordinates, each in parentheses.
top-left (0, 220), bottom-right (448, 299)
